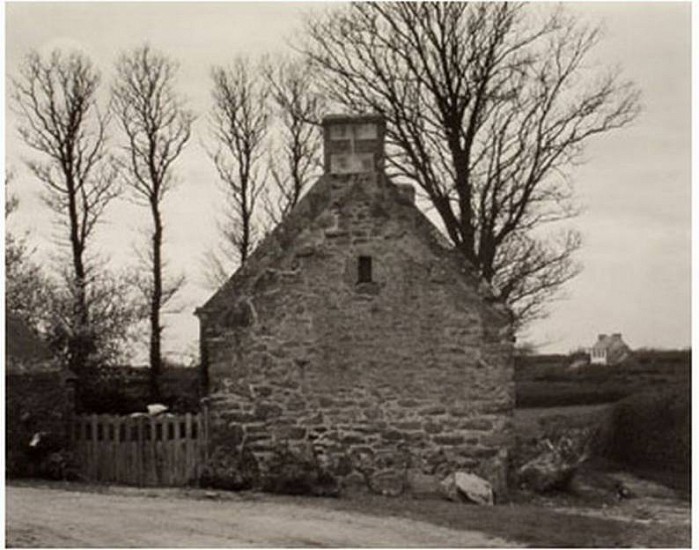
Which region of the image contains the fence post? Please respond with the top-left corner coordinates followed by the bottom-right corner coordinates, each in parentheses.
top-left (136, 415), bottom-right (144, 486)
top-left (90, 414), bottom-right (98, 481)
top-left (186, 412), bottom-right (194, 484)
top-left (111, 416), bottom-right (119, 482)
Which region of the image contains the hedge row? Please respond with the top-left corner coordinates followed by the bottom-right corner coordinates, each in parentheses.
top-left (77, 367), bottom-right (201, 414)
top-left (594, 388), bottom-right (690, 477)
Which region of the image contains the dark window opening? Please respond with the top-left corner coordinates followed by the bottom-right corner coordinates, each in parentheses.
top-left (358, 256), bottom-right (372, 283)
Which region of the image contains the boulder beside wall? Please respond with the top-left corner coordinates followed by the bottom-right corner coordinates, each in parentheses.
top-left (440, 472), bottom-right (494, 505)
top-left (517, 447), bottom-right (586, 493)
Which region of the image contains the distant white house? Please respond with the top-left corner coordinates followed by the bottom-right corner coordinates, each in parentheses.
top-left (589, 333), bottom-right (632, 365)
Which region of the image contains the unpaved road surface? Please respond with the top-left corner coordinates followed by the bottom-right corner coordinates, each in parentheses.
top-left (6, 485), bottom-right (515, 547)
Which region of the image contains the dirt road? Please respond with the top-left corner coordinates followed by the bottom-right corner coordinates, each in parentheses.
top-left (6, 485), bottom-right (515, 547)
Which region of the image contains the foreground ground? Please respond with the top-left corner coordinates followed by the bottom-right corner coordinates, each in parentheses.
top-left (6, 481), bottom-right (690, 548)
top-left (6, 484), bottom-right (514, 548)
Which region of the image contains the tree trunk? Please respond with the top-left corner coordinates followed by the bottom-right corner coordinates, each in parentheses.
top-left (66, 173), bottom-right (90, 375)
top-left (149, 199), bottom-right (163, 403)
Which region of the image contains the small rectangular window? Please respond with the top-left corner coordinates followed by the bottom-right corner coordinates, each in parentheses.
top-left (358, 256), bottom-right (372, 283)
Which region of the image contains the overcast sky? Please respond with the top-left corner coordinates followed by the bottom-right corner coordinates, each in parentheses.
top-left (4, 2), bottom-right (691, 360)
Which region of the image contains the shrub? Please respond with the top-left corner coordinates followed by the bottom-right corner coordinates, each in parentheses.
top-left (592, 388), bottom-right (690, 477)
top-left (38, 450), bottom-right (82, 480)
top-left (199, 446), bottom-right (260, 491)
top-left (199, 443), bottom-right (340, 496)
top-left (261, 443), bottom-right (339, 497)
top-left (7, 431), bottom-right (79, 480)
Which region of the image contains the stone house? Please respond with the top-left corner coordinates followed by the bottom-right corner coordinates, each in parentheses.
top-left (589, 333), bottom-right (632, 365)
top-left (196, 115), bottom-right (515, 496)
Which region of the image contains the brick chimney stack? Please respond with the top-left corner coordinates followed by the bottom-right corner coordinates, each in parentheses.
top-left (322, 114), bottom-right (385, 175)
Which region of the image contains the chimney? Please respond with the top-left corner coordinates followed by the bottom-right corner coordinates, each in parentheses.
top-left (611, 333), bottom-right (622, 340)
top-left (597, 334), bottom-right (607, 341)
top-left (322, 114), bottom-right (385, 175)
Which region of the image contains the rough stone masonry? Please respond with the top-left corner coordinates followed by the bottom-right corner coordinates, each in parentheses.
top-left (196, 114), bottom-right (515, 497)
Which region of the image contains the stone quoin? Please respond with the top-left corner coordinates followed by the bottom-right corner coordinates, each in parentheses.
top-left (196, 114), bottom-right (515, 496)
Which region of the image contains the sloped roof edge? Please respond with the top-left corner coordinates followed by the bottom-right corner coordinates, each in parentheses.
top-left (197, 173), bottom-right (510, 321)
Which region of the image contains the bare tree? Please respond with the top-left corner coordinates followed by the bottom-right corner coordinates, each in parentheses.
top-left (43, 266), bottom-right (148, 368)
top-left (206, 58), bottom-right (270, 285)
top-left (304, 3), bottom-right (640, 327)
top-left (261, 56), bottom-right (324, 226)
top-left (112, 44), bottom-right (193, 400)
top-left (6, 171), bottom-right (143, 366)
top-left (11, 49), bottom-right (120, 373)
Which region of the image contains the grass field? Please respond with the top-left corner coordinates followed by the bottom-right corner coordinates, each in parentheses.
top-left (514, 350), bottom-right (690, 407)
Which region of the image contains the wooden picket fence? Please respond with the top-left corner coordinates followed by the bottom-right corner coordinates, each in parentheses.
top-left (71, 413), bottom-right (208, 487)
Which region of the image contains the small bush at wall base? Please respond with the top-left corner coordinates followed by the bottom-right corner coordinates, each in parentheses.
top-left (38, 450), bottom-right (82, 481)
top-left (199, 446), bottom-right (260, 491)
top-left (261, 444), bottom-right (340, 497)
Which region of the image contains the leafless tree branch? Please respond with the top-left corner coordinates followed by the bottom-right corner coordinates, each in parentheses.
top-left (11, 49), bottom-right (121, 373)
top-left (207, 57), bottom-right (270, 280)
top-left (261, 55), bottom-right (324, 227)
top-left (112, 44), bottom-right (193, 399)
top-left (303, 3), bottom-right (640, 327)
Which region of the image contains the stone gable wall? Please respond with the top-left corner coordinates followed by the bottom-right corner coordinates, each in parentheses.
top-left (200, 175), bottom-right (514, 496)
